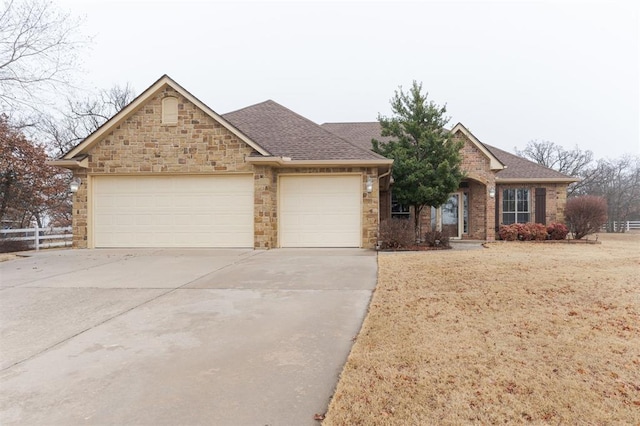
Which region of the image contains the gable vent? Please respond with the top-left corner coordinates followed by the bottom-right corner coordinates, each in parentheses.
top-left (162, 96), bottom-right (178, 125)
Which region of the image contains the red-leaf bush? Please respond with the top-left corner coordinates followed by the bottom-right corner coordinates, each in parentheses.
top-left (547, 222), bottom-right (569, 240)
top-left (378, 218), bottom-right (415, 249)
top-left (499, 224), bottom-right (519, 241)
top-left (565, 196), bottom-right (608, 239)
top-left (527, 223), bottom-right (549, 241)
top-left (499, 223), bottom-right (549, 241)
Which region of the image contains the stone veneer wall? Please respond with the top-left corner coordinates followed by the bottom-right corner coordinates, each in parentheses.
top-left (71, 168), bottom-right (88, 248)
top-left (253, 165), bottom-right (277, 249)
top-left (70, 85), bottom-right (380, 249)
top-left (72, 85), bottom-right (258, 248)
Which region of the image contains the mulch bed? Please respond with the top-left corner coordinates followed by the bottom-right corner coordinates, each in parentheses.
top-left (488, 239), bottom-right (601, 245)
top-left (379, 245), bottom-right (452, 252)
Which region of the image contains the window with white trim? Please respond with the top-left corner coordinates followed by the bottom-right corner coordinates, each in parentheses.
top-left (502, 188), bottom-right (530, 224)
top-left (391, 193), bottom-right (410, 219)
top-left (162, 96), bottom-right (178, 125)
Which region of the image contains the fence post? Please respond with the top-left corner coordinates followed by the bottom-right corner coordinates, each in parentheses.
top-left (34, 223), bottom-right (39, 251)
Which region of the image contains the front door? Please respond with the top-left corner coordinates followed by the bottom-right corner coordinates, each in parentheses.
top-left (432, 192), bottom-right (467, 239)
top-left (442, 193), bottom-right (461, 239)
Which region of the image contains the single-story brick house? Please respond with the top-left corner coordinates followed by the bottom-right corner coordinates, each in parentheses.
top-left (321, 122), bottom-right (578, 240)
top-left (50, 75), bottom-right (576, 248)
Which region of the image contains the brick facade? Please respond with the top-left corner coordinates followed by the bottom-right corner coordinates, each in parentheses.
top-left (414, 130), bottom-right (497, 241)
top-left (70, 86), bottom-right (379, 249)
top-left (496, 183), bottom-right (568, 227)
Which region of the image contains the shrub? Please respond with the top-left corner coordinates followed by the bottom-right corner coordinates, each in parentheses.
top-left (0, 239), bottom-right (29, 253)
top-left (547, 222), bottom-right (569, 240)
top-left (499, 224), bottom-right (518, 241)
top-left (424, 230), bottom-right (450, 248)
top-left (499, 223), bottom-right (548, 241)
top-left (528, 223), bottom-right (548, 241)
top-left (565, 196), bottom-right (608, 239)
top-left (378, 218), bottom-right (415, 249)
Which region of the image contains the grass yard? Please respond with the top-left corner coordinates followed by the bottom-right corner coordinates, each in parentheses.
top-left (323, 233), bottom-right (640, 425)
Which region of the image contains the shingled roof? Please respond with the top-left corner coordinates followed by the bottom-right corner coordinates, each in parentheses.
top-left (223, 101), bottom-right (387, 161)
top-left (320, 122), bottom-right (393, 152)
top-left (484, 144), bottom-right (577, 181)
top-left (321, 122), bottom-right (577, 182)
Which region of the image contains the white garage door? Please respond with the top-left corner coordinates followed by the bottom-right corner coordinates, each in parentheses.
top-left (93, 175), bottom-right (254, 248)
top-left (280, 175), bottom-right (361, 247)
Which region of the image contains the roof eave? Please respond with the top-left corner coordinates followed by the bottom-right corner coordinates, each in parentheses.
top-left (246, 156), bottom-right (393, 168)
top-left (47, 156), bottom-right (89, 169)
top-left (496, 177), bottom-right (580, 184)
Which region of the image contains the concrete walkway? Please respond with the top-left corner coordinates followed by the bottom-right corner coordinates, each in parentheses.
top-left (0, 248), bottom-right (377, 425)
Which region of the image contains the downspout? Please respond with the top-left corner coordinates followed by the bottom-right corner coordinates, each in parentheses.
top-left (376, 167), bottom-right (393, 250)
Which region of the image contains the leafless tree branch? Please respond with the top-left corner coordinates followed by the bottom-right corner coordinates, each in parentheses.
top-left (0, 0), bottom-right (85, 112)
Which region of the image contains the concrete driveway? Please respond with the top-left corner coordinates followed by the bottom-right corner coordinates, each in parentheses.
top-left (0, 248), bottom-right (377, 425)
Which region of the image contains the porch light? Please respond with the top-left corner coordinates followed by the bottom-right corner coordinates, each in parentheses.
top-left (489, 186), bottom-right (496, 198)
top-left (366, 176), bottom-right (374, 193)
top-left (69, 177), bottom-right (81, 193)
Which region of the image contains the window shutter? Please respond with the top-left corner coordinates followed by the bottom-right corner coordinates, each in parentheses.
top-left (535, 188), bottom-right (546, 224)
top-left (495, 189), bottom-right (500, 232)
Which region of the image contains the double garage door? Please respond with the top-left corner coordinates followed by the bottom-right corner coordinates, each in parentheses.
top-left (92, 175), bottom-right (361, 248)
top-left (93, 175), bottom-right (254, 248)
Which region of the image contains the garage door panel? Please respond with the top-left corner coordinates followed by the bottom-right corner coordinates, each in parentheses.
top-left (280, 175), bottom-right (361, 248)
top-left (93, 175), bottom-right (254, 248)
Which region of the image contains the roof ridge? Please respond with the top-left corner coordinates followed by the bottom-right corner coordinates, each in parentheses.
top-left (321, 123), bottom-right (389, 160)
top-left (223, 99), bottom-right (277, 117)
top-left (237, 102), bottom-right (390, 160)
top-left (321, 121), bottom-right (378, 125)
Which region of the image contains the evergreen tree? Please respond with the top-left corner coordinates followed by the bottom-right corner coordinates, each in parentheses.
top-left (373, 81), bottom-right (464, 239)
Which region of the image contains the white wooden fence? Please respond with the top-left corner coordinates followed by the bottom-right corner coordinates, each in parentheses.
top-left (0, 226), bottom-right (72, 250)
top-left (603, 221), bottom-right (640, 232)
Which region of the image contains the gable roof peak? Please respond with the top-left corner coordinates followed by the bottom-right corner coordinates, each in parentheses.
top-left (60, 74), bottom-right (270, 159)
top-left (449, 123), bottom-right (505, 170)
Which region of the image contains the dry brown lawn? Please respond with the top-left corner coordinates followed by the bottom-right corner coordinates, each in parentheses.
top-left (0, 253), bottom-right (17, 262)
top-left (324, 233), bottom-right (640, 425)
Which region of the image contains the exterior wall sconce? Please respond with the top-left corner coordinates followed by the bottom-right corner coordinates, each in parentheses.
top-left (69, 177), bottom-right (81, 193)
top-left (366, 176), bottom-right (374, 193)
top-left (488, 186), bottom-right (496, 198)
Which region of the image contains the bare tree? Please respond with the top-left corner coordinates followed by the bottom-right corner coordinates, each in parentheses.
top-left (38, 83), bottom-right (136, 156)
top-left (582, 156), bottom-right (640, 232)
top-left (516, 140), bottom-right (597, 196)
top-left (0, 0), bottom-right (84, 111)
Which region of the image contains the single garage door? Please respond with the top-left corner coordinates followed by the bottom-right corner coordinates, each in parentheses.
top-left (93, 175), bottom-right (254, 248)
top-left (279, 175), bottom-right (361, 247)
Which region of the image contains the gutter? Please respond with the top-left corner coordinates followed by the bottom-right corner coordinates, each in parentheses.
top-left (47, 155), bottom-right (89, 169)
top-left (496, 177), bottom-right (579, 184)
top-left (245, 156), bottom-right (393, 168)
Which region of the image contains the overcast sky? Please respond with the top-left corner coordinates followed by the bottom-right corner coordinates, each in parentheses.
top-left (57, 0), bottom-right (639, 159)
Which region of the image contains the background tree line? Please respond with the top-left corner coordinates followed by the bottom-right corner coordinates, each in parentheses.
top-left (1, 0), bottom-right (135, 228)
top-left (516, 141), bottom-right (640, 232)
